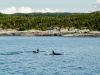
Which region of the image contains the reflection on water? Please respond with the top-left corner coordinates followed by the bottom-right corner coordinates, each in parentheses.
top-left (0, 36), bottom-right (100, 75)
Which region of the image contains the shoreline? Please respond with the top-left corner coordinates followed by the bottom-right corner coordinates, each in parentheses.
top-left (0, 30), bottom-right (100, 37)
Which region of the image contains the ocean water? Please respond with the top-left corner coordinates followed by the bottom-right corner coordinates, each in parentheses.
top-left (0, 36), bottom-right (100, 75)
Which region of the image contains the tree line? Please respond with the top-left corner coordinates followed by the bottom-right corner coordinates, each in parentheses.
top-left (0, 11), bottom-right (100, 31)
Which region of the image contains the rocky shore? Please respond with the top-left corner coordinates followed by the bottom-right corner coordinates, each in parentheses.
top-left (0, 29), bottom-right (100, 37)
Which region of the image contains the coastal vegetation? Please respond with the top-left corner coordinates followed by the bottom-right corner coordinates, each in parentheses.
top-left (0, 11), bottom-right (100, 31)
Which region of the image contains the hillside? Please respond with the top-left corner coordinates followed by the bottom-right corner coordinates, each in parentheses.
top-left (0, 11), bottom-right (100, 31)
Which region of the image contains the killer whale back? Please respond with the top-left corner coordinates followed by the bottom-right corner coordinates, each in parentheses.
top-left (54, 53), bottom-right (62, 55)
top-left (52, 51), bottom-right (63, 55)
top-left (33, 49), bottom-right (39, 53)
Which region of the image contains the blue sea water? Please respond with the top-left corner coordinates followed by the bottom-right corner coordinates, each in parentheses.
top-left (0, 36), bottom-right (100, 75)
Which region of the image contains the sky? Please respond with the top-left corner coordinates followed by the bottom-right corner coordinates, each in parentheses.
top-left (0, 0), bottom-right (100, 14)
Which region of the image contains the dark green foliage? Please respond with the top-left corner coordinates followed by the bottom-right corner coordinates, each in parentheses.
top-left (0, 12), bottom-right (100, 31)
top-left (98, 27), bottom-right (100, 31)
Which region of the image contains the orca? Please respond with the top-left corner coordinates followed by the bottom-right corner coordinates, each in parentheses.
top-left (51, 51), bottom-right (63, 55)
top-left (33, 49), bottom-right (39, 53)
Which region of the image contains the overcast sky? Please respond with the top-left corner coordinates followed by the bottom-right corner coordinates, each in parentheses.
top-left (0, 0), bottom-right (100, 14)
